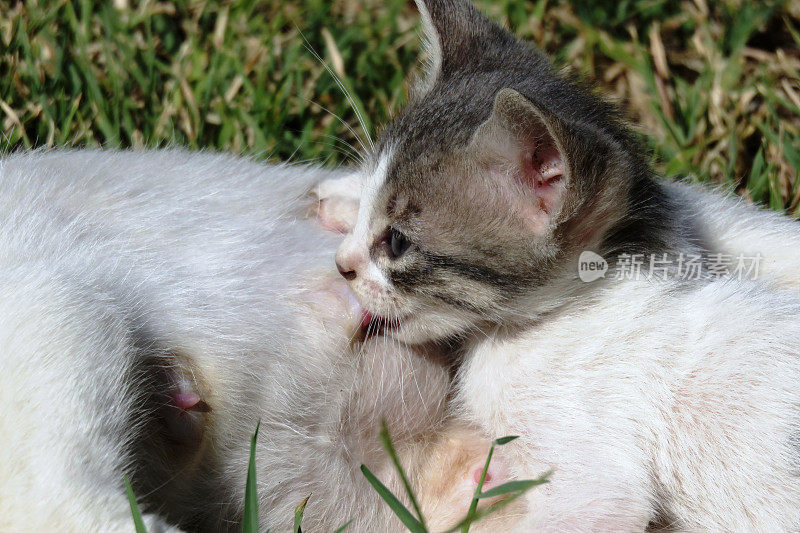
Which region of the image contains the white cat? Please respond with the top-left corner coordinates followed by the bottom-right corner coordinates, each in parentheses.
top-left (0, 149), bottom-right (518, 532)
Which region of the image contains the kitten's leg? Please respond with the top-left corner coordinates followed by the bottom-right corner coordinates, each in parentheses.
top-left (312, 172), bottom-right (362, 233)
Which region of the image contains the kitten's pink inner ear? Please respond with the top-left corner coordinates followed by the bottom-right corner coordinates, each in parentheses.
top-left (520, 139), bottom-right (566, 223)
top-left (471, 88), bottom-right (569, 232)
top-left (529, 141), bottom-right (564, 186)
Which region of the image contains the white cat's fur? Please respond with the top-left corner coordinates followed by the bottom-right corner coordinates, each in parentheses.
top-left (665, 181), bottom-right (800, 291)
top-left (456, 277), bottom-right (800, 531)
top-left (0, 149), bottom-right (518, 532)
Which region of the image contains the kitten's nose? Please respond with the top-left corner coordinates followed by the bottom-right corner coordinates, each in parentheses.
top-left (336, 261), bottom-right (357, 280)
top-left (335, 242), bottom-right (366, 281)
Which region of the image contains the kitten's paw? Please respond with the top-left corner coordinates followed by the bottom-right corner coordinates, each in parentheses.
top-left (316, 197), bottom-right (359, 234)
top-left (312, 174), bottom-right (361, 234)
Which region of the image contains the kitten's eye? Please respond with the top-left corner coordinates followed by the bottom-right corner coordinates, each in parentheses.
top-left (389, 228), bottom-right (411, 259)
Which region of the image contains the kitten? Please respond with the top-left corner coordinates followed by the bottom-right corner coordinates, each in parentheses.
top-left (0, 149), bottom-right (512, 532)
top-left (325, 0), bottom-right (800, 529)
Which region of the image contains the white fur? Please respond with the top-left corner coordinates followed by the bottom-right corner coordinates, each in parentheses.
top-left (336, 151), bottom-right (398, 313)
top-left (667, 181), bottom-right (800, 290)
top-left (457, 277), bottom-right (800, 531)
top-left (0, 149), bottom-right (481, 531)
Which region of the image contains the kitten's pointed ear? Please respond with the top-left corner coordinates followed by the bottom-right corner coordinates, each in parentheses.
top-left (413, 0), bottom-right (497, 92)
top-left (470, 88), bottom-right (572, 234)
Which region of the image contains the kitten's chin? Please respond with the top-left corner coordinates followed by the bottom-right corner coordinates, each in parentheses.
top-left (384, 320), bottom-right (432, 345)
top-left (361, 309), bottom-right (464, 345)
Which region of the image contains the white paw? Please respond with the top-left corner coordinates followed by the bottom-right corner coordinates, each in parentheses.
top-left (313, 174), bottom-right (361, 234)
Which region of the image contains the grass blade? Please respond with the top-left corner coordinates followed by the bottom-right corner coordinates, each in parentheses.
top-left (441, 476), bottom-right (548, 533)
top-left (492, 436), bottom-right (519, 446)
top-left (293, 495), bottom-right (310, 533)
top-left (461, 435), bottom-right (518, 533)
top-left (360, 464), bottom-right (426, 533)
top-left (747, 144), bottom-right (767, 201)
top-left (478, 478), bottom-right (549, 499)
top-left (242, 420), bottom-right (260, 533)
top-left (124, 475), bottom-right (148, 533)
top-left (378, 419), bottom-right (427, 529)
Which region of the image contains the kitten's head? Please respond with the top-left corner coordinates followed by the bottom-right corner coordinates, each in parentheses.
top-left (336, 0), bottom-right (659, 344)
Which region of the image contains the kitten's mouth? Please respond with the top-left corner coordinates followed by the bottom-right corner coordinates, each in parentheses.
top-left (358, 310), bottom-right (405, 338)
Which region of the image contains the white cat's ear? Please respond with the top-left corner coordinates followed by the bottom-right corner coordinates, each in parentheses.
top-left (413, 0), bottom-right (492, 93)
top-left (470, 88), bottom-right (571, 235)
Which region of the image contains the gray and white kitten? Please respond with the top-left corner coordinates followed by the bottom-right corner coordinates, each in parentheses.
top-left (324, 0), bottom-right (800, 530)
top-left (0, 149), bottom-right (522, 532)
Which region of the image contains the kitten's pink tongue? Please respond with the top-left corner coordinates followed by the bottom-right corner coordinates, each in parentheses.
top-left (360, 310), bottom-right (373, 330)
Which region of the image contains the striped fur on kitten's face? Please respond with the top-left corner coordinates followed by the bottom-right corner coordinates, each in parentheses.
top-left (336, 0), bottom-right (671, 344)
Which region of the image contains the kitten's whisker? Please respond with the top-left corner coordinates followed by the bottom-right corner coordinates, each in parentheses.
top-left (313, 131), bottom-right (365, 165)
top-left (301, 98), bottom-right (370, 160)
top-left (298, 28), bottom-right (375, 154)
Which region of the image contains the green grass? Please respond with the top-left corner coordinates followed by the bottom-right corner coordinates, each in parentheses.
top-left (2, 0), bottom-right (798, 211)
top-left (243, 420), bottom-right (260, 533)
top-left (124, 475), bottom-right (148, 533)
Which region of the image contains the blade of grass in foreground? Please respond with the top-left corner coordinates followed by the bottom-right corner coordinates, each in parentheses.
top-left (459, 436), bottom-right (550, 533)
top-left (242, 420), bottom-right (261, 533)
top-left (478, 478), bottom-right (548, 499)
top-left (124, 475), bottom-right (148, 533)
top-left (445, 474), bottom-right (550, 533)
top-left (294, 495), bottom-right (310, 533)
top-left (379, 419), bottom-right (427, 530)
top-left (461, 435), bottom-right (515, 533)
top-left (441, 476), bottom-right (549, 533)
top-left (360, 464), bottom-right (426, 533)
